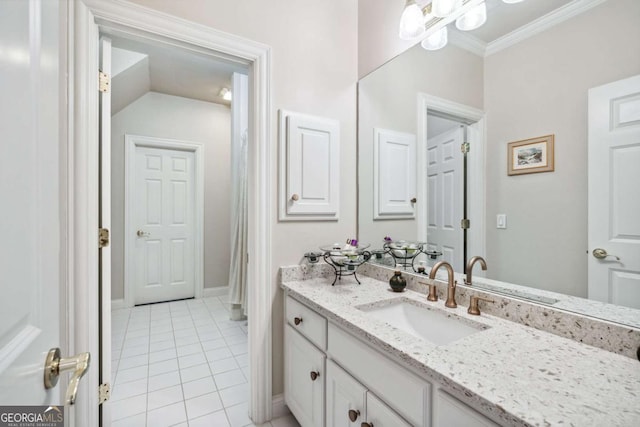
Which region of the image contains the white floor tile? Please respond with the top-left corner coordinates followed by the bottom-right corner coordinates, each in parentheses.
top-left (225, 402), bottom-right (251, 427)
top-left (176, 343), bottom-right (201, 357)
top-left (182, 376), bottom-right (217, 400)
top-left (180, 363), bottom-right (212, 383)
top-left (125, 328), bottom-right (150, 340)
top-left (111, 377), bottom-right (147, 402)
top-left (146, 401), bottom-right (187, 427)
top-left (148, 358), bottom-right (179, 376)
top-left (116, 365), bottom-right (148, 385)
top-left (209, 357), bottom-right (239, 375)
top-left (174, 334), bottom-right (200, 347)
top-left (189, 409), bottom-right (230, 427)
top-left (197, 329), bottom-right (222, 341)
top-left (118, 354), bottom-right (149, 371)
top-left (201, 338), bottom-right (227, 351)
top-left (149, 348), bottom-right (177, 364)
top-left (223, 334), bottom-right (247, 345)
top-left (270, 414), bottom-right (301, 427)
top-left (147, 384), bottom-right (184, 411)
top-left (219, 383), bottom-right (249, 408)
top-left (185, 391), bottom-right (223, 420)
top-left (149, 339), bottom-right (175, 353)
top-left (148, 370), bottom-right (182, 392)
top-left (234, 354), bottom-right (248, 368)
top-left (214, 369), bottom-right (246, 390)
top-left (229, 342), bottom-right (248, 356)
top-left (178, 352), bottom-right (207, 369)
top-left (111, 393), bottom-right (147, 421)
top-left (150, 331), bottom-right (175, 343)
top-left (111, 412), bottom-right (146, 427)
top-left (205, 347), bottom-right (232, 362)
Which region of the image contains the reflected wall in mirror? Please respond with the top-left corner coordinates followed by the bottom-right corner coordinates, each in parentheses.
top-left (357, 0), bottom-right (640, 323)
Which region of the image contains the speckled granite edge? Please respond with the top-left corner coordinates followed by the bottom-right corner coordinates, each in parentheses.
top-left (359, 263), bottom-right (640, 359)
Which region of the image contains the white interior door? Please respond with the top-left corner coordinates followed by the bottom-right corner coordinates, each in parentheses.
top-left (99, 36), bottom-right (113, 424)
top-left (131, 144), bottom-right (197, 305)
top-left (588, 74), bottom-right (640, 309)
top-left (0, 0), bottom-right (74, 410)
top-left (426, 127), bottom-right (464, 271)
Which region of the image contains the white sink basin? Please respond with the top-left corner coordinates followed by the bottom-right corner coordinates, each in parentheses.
top-left (360, 300), bottom-right (486, 346)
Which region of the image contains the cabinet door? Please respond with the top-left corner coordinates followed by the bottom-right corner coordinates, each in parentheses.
top-left (365, 392), bottom-right (412, 427)
top-left (284, 324), bottom-right (325, 427)
top-left (326, 360), bottom-right (367, 427)
top-left (435, 391), bottom-right (499, 427)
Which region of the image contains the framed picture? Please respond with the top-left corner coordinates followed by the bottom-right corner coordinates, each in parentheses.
top-left (507, 134), bottom-right (554, 176)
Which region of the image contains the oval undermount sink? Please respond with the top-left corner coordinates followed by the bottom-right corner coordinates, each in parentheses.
top-left (359, 300), bottom-right (488, 346)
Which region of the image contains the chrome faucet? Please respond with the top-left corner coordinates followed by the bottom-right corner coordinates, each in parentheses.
top-left (464, 256), bottom-right (487, 286)
top-left (429, 261), bottom-right (457, 308)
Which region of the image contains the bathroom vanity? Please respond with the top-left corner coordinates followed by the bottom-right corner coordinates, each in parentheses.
top-left (281, 265), bottom-right (640, 427)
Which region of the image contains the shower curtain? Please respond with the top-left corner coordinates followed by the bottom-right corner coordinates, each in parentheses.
top-left (228, 129), bottom-right (248, 317)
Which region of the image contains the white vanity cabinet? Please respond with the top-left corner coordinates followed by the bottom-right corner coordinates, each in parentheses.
top-left (326, 359), bottom-right (411, 427)
top-left (284, 294), bottom-right (501, 427)
top-left (285, 324), bottom-right (326, 427)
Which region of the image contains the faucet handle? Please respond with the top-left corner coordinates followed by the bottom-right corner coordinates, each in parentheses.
top-left (467, 295), bottom-right (495, 316)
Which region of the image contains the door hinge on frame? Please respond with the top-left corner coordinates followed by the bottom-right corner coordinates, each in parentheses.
top-left (461, 142), bottom-right (470, 154)
top-left (461, 219), bottom-right (470, 229)
top-left (98, 383), bottom-right (111, 404)
top-left (99, 71), bottom-right (110, 93)
top-left (99, 228), bottom-right (110, 248)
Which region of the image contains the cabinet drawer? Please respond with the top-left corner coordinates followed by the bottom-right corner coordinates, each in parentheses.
top-left (328, 323), bottom-right (431, 426)
top-left (286, 296), bottom-right (327, 350)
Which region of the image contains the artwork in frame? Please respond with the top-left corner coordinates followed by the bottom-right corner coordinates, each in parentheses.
top-left (507, 134), bottom-right (554, 176)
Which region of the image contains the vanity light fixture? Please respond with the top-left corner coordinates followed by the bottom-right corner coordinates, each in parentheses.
top-left (399, 0), bottom-right (526, 51)
top-left (219, 87), bottom-right (232, 101)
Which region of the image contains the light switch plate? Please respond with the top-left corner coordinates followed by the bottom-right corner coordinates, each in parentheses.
top-left (497, 214), bottom-right (507, 229)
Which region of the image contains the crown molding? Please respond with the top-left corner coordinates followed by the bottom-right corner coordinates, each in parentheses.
top-left (449, 30), bottom-right (487, 57)
top-left (485, 0), bottom-right (608, 56)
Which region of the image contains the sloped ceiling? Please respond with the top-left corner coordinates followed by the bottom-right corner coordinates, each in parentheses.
top-left (110, 35), bottom-right (248, 114)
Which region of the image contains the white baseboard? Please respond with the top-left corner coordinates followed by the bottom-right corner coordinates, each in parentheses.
top-left (203, 286), bottom-right (229, 298)
top-left (111, 299), bottom-right (126, 310)
top-left (271, 394), bottom-right (290, 419)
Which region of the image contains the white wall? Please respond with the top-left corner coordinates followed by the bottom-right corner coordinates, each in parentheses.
top-left (484, 0), bottom-right (640, 296)
top-left (358, 43), bottom-right (484, 246)
top-left (111, 92), bottom-right (232, 300)
top-left (127, 0), bottom-right (359, 396)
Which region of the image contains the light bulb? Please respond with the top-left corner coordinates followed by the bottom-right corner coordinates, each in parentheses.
top-left (399, 0), bottom-right (425, 40)
top-left (455, 1), bottom-right (487, 31)
top-left (431, 0), bottom-right (462, 18)
top-left (421, 26), bottom-right (448, 51)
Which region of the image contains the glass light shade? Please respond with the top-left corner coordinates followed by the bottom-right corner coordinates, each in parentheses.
top-left (455, 1), bottom-right (487, 31)
top-left (399, 1), bottom-right (425, 40)
top-left (431, 0), bottom-right (463, 18)
top-left (421, 26), bottom-right (448, 51)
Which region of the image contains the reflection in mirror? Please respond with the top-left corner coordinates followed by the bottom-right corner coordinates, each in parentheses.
top-left (357, 0), bottom-right (640, 326)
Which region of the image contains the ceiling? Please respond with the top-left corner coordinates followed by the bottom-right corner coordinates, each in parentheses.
top-left (110, 35), bottom-right (248, 114)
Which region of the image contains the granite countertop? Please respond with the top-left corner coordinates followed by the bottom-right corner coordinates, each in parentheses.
top-left (281, 274), bottom-right (640, 427)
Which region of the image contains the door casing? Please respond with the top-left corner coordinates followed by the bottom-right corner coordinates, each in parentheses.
top-left (69, 0), bottom-right (273, 424)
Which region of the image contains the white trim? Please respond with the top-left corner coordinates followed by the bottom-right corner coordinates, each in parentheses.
top-left (416, 94), bottom-right (486, 263)
top-left (486, 0), bottom-right (607, 56)
top-left (124, 134), bottom-right (205, 308)
top-left (110, 299), bottom-right (126, 310)
top-left (271, 393), bottom-right (291, 419)
top-left (72, 0), bottom-right (273, 424)
top-left (449, 30), bottom-right (487, 57)
top-left (203, 286), bottom-right (230, 298)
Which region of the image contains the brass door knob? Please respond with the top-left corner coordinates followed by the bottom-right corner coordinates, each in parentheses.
top-left (310, 371), bottom-right (320, 381)
top-left (291, 194), bottom-right (300, 201)
top-left (410, 197), bottom-right (417, 203)
top-left (44, 348), bottom-right (91, 405)
top-left (294, 317), bottom-right (303, 325)
top-left (348, 409), bottom-right (360, 422)
top-left (592, 248), bottom-right (620, 261)
top-left (136, 230), bottom-right (150, 237)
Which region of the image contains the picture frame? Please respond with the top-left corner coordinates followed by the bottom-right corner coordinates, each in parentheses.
top-left (507, 134), bottom-right (554, 176)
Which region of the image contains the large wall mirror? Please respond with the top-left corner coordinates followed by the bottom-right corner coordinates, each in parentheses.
top-left (357, 0), bottom-right (640, 327)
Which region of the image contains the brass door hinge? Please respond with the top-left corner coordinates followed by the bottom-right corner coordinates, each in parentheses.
top-left (99, 71), bottom-right (110, 93)
top-left (99, 228), bottom-right (110, 248)
top-left (461, 142), bottom-right (470, 154)
top-left (461, 219), bottom-right (470, 229)
top-left (98, 383), bottom-right (111, 404)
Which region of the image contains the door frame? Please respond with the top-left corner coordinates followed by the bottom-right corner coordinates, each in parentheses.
top-left (124, 135), bottom-right (205, 308)
top-left (416, 93), bottom-right (486, 264)
top-left (69, 0), bottom-right (273, 424)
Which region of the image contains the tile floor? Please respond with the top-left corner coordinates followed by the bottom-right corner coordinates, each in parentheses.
top-left (111, 296), bottom-right (300, 427)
